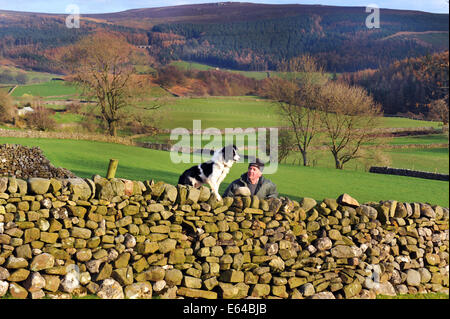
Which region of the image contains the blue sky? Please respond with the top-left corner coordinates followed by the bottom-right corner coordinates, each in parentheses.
top-left (0, 0), bottom-right (448, 14)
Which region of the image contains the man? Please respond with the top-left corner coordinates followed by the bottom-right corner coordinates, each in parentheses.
top-left (223, 158), bottom-right (278, 199)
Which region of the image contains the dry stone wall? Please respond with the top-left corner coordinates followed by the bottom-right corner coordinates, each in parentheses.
top-left (0, 175), bottom-right (448, 299)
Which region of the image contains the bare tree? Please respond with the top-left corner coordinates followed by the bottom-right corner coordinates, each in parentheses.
top-left (0, 91), bottom-right (15, 124)
top-left (264, 55), bottom-right (328, 166)
top-left (428, 98), bottom-right (449, 125)
top-left (317, 81), bottom-right (383, 169)
top-left (64, 31), bottom-right (162, 137)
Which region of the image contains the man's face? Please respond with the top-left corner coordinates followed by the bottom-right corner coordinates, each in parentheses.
top-left (247, 165), bottom-right (262, 183)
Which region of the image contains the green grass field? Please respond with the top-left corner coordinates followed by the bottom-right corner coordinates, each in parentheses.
top-left (388, 134), bottom-right (448, 145)
top-left (0, 137), bottom-right (447, 207)
top-left (0, 65), bottom-right (59, 84)
top-left (11, 80), bottom-right (81, 98)
top-left (171, 61), bottom-right (270, 80)
top-left (8, 80), bottom-right (444, 131)
top-left (171, 60), bottom-right (335, 81)
top-left (388, 148), bottom-right (449, 174)
top-left (138, 96), bottom-right (443, 130)
top-left (156, 96), bottom-right (280, 129)
top-left (52, 112), bottom-right (84, 124)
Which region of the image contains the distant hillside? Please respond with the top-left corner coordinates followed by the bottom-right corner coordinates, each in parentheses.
top-left (0, 2), bottom-right (448, 73)
top-left (341, 51), bottom-right (449, 117)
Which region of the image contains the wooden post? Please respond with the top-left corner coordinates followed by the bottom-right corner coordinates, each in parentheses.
top-left (106, 159), bottom-right (119, 179)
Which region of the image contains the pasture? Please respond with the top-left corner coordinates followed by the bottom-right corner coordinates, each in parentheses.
top-left (0, 136), bottom-right (448, 207)
top-left (4, 78), bottom-right (448, 187)
top-left (11, 80), bottom-right (80, 98)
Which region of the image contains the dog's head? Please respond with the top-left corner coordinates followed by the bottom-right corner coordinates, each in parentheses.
top-left (221, 144), bottom-right (240, 163)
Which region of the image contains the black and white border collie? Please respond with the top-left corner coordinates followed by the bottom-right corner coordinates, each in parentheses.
top-left (178, 145), bottom-right (240, 200)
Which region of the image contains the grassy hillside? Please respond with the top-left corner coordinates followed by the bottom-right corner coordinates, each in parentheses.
top-left (142, 96), bottom-right (443, 130)
top-left (0, 137), bottom-right (447, 207)
top-left (11, 80), bottom-right (80, 98)
top-left (0, 65), bottom-right (59, 84)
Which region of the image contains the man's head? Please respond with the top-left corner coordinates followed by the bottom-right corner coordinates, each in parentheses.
top-left (247, 158), bottom-right (264, 184)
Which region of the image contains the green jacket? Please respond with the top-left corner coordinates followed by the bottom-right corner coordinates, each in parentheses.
top-left (223, 173), bottom-right (278, 199)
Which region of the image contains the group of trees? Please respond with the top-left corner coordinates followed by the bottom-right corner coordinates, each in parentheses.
top-left (342, 51), bottom-right (449, 124)
top-left (150, 11), bottom-right (448, 72)
top-left (0, 70), bottom-right (28, 84)
top-left (263, 55), bottom-right (383, 169)
top-left (155, 65), bottom-right (259, 96)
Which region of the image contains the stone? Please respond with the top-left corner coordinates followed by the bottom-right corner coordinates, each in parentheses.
top-left (373, 282), bottom-right (396, 296)
top-left (68, 178), bottom-right (91, 200)
top-left (30, 253), bottom-right (55, 271)
top-left (337, 193), bottom-right (359, 207)
top-left (420, 203), bottom-right (436, 219)
top-left (9, 282), bottom-right (28, 299)
top-left (165, 268), bottom-right (183, 286)
top-left (315, 237), bottom-right (332, 251)
top-left (71, 227), bottom-right (92, 239)
top-left (23, 272), bottom-right (46, 292)
top-left (28, 178), bottom-right (51, 195)
top-left (235, 187), bottom-right (251, 197)
top-left (344, 280), bottom-right (362, 298)
top-left (61, 269), bottom-right (80, 293)
top-left (250, 284), bottom-right (271, 297)
top-left (328, 229), bottom-right (342, 241)
top-left (148, 203), bottom-right (164, 213)
top-left (202, 236), bottom-right (217, 247)
top-left (418, 268), bottom-right (431, 283)
top-left (300, 197), bottom-right (317, 213)
top-left (8, 269), bottom-right (30, 282)
top-left (96, 263), bottom-right (113, 281)
top-left (6, 256), bottom-right (28, 269)
top-left (169, 248), bottom-right (186, 264)
top-left (269, 256), bottom-right (285, 272)
top-left (24, 228), bottom-right (40, 244)
top-left (76, 248), bottom-right (92, 262)
top-left (124, 282), bottom-right (153, 299)
top-left (220, 270), bottom-right (244, 283)
top-left (177, 287), bottom-right (217, 299)
top-left (123, 205), bottom-right (140, 216)
top-left (7, 176), bottom-right (17, 193)
top-left (425, 253), bottom-right (440, 266)
top-left (204, 277), bottom-right (219, 290)
top-left (288, 277), bottom-right (307, 289)
top-left (143, 266), bottom-right (166, 282)
top-left (331, 245), bottom-right (362, 259)
top-left (183, 276), bottom-right (203, 289)
top-left (308, 292), bottom-right (336, 299)
top-left (299, 283), bottom-right (315, 297)
top-left (97, 278), bottom-right (124, 299)
top-left (357, 205), bottom-right (378, 220)
top-left (406, 269), bottom-right (421, 287)
top-left (218, 282), bottom-right (240, 299)
top-left (0, 267), bottom-right (10, 281)
top-left (0, 281), bottom-right (8, 297)
top-left (0, 177), bottom-right (8, 193)
top-left (158, 238), bottom-right (177, 253)
top-left (43, 275), bottom-right (61, 292)
top-left (186, 187), bottom-right (201, 204)
top-left (112, 267), bottom-right (134, 286)
top-left (306, 221), bottom-right (320, 232)
top-left (40, 232), bottom-right (59, 244)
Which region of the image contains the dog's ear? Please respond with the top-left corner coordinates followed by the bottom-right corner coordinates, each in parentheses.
top-left (222, 145), bottom-right (235, 161)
